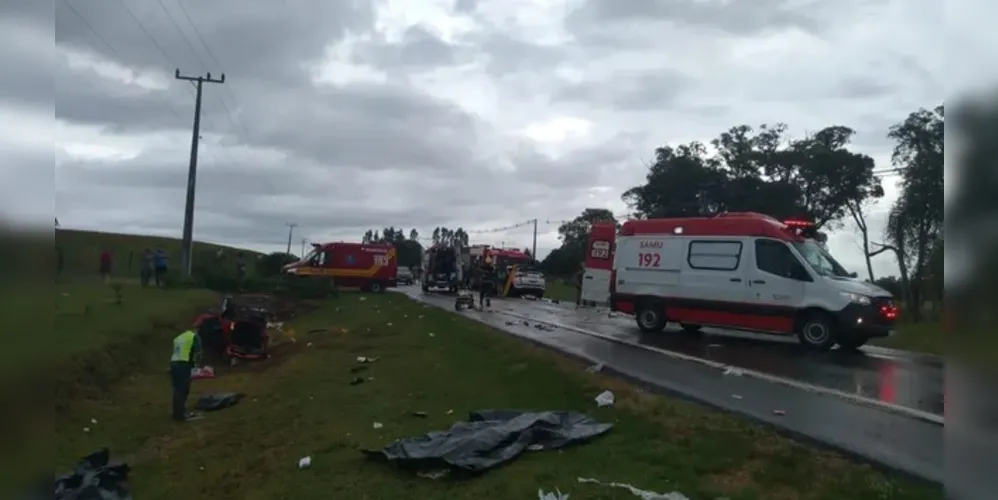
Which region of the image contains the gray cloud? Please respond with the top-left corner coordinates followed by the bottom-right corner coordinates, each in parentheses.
top-left (353, 25), bottom-right (464, 70)
top-left (6, 0), bottom-right (939, 275)
top-left (555, 70), bottom-right (693, 111)
top-left (566, 0), bottom-right (828, 39)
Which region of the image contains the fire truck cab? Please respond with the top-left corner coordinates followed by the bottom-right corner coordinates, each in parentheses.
top-left (593, 212), bottom-right (898, 351)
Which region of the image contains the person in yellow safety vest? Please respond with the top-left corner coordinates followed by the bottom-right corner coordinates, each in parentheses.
top-left (170, 328), bottom-right (202, 421)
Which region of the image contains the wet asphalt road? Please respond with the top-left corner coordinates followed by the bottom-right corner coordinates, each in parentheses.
top-left (393, 287), bottom-right (944, 484)
top-left (489, 298), bottom-right (946, 417)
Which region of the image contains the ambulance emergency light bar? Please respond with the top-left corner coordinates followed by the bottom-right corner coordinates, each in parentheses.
top-left (783, 219), bottom-right (826, 242)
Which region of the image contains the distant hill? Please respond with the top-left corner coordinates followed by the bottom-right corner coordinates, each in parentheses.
top-left (55, 229), bottom-right (262, 280)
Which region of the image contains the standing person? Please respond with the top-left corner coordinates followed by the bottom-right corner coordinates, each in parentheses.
top-left (140, 249), bottom-right (154, 287)
top-left (169, 327), bottom-right (202, 422)
top-left (98, 249), bottom-right (112, 284)
top-left (236, 251), bottom-right (246, 280)
top-left (574, 266), bottom-right (585, 307)
top-left (154, 249), bottom-right (168, 287)
top-left (478, 257), bottom-right (496, 310)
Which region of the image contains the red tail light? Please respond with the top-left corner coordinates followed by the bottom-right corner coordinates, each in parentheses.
top-left (880, 304), bottom-right (899, 320)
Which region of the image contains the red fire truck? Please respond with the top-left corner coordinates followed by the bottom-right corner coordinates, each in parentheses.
top-left (283, 242), bottom-right (398, 292)
top-left (584, 212), bottom-right (898, 351)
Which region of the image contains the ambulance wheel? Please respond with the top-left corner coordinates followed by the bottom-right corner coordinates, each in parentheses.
top-left (796, 312), bottom-right (837, 351)
top-left (370, 282), bottom-right (384, 293)
top-left (635, 302), bottom-right (667, 333)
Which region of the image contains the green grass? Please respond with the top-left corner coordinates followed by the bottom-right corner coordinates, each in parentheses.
top-left (0, 282), bottom-right (220, 498)
top-left (54, 293), bottom-right (939, 500)
top-left (871, 321), bottom-right (944, 356)
top-left (55, 228), bottom-right (263, 281)
top-left (544, 278), bottom-right (578, 303)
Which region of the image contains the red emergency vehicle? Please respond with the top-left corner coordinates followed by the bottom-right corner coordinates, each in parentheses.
top-left (584, 212), bottom-right (898, 351)
top-left (283, 242), bottom-right (398, 292)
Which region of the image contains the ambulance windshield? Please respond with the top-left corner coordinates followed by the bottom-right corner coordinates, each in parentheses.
top-left (792, 240), bottom-right (851, 278)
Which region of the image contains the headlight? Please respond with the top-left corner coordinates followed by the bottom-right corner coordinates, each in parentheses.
top-left (840, 292), bottom-right (871, 305)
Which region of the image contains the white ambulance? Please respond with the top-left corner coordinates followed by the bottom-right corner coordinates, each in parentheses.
top-left (587, 213), bottom-right (898, 351)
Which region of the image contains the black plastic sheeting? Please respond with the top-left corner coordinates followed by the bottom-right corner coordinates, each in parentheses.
top-left (363, 410), bottom-right (613, 474)
top-left (195, 392), bottom-right (245, 411)
top-left (53, 448), bottom-right (132, 500)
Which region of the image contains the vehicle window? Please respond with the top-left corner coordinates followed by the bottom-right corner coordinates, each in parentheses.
top-left (314, 251), bottom-right (327, 266)
top-left (688, 241), bottom-right (742, 271)
top-left (791, 240), bottom-right (851, 278)
top-left (755, 240), bottom-right (808, 280)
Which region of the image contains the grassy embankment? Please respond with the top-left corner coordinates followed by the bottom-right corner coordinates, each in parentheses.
top-left (55, 228), bottom-right (263, 283)
top-left (52, 292), bottom-right (938, 499)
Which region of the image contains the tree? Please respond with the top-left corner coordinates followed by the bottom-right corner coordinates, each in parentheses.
top-left (360, 227), bottom-right (424, 269)
top-left (539, 208), bottom-right (617, 276)
top-left (623, 124), bottom-right (882, 232)
top-left (409, 228), bottom-right (419, 241)
top-left (846, 182), bottom-right (886, 281)
top-left (872, 105), bottom-right (944, 320)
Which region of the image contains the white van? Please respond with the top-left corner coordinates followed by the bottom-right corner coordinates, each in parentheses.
top-left (599, 213), bottom-right (898, 351)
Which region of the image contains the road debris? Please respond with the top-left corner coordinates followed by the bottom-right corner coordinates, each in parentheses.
top-left (731, 394), bottom-right (743, 400)
top-left (577, 477), bottom-right (689, 499)
top-left (364, 410), bottom-right (612, 473)
top-left (722, 367), bottom-right (743, 376)
top-left (538, 488), bottom-right (570, 499)
top-left (298, 456), bottom-right (312, 469)
top-left (55, 448), bottom-right (132, 500)
top-left (373, 422), bottom-right (384, 429)
top-left (357, 356), bottom-right (378, 363)
top-left (595, 390), bottom-right (615, 407)
top-left (350, 377), bottom-right (365, 385)
top-left (417, 470), bottom-right (449, 480)
top-left (195, 393), bottom-right (244, 411)
top-left (411, 411), bottom-right (428, 418)
top-left (585, 363), bottom-right (604, 373)
top-left (773, 409), bottom-right (786, 416)
top-left (429, 333), bottom-right (436, 338)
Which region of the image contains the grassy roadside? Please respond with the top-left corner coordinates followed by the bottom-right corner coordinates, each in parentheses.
top-left (55, 293), bottom-right (939, 499)
top-left (544, 279), bottom-right (577, 303)
top-left (871, 321), bottom-right (943, 356)
top-left (1, 282), bottom-right (219, 497)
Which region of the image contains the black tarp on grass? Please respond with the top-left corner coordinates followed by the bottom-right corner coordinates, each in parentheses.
top-left (53, 448), bottom-right (132, 500)
top-left (363, 410), bottom-right (612, 474)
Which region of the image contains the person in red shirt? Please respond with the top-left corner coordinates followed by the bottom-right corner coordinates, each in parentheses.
top-left (99, 249), bottom-right (112, 283)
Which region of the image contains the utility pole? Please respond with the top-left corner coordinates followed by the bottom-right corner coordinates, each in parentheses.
top-left (285, 223), bottom-right (298, 255)
top-left (175, 69), bottom-right (225, 277)
top-left (300, 238), bottom-right (307, 257)
top-left (531, 218), bottom-right (538, 263)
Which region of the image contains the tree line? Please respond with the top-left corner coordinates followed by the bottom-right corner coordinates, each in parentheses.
top-left (540, 105), bottom-right (943, 322)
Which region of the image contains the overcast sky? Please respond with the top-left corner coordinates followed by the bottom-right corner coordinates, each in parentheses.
top-left (2, 0), bottom-right (968, 277)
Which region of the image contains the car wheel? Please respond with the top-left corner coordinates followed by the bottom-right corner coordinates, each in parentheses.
top-left (370, 282), bottom-right (383, 293)
top-left (796, 312), bottom-right (837, 351)
top-left (635, 302), bottom-right (667, 333)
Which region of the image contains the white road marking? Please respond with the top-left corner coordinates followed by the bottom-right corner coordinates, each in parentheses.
top-left (494, 309), bottom-right (945, 425)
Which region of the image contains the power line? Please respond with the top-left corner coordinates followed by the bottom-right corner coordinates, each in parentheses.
top-left (60, 0), bottom-right (183, 119)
